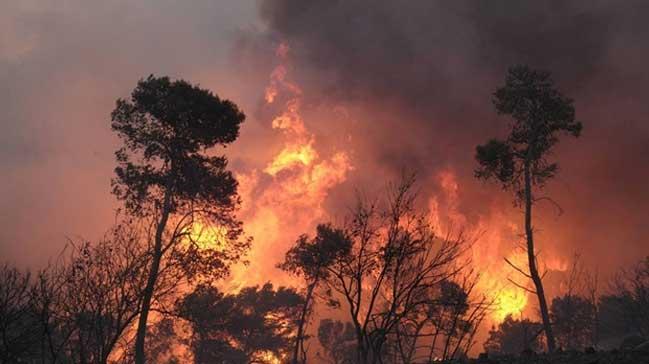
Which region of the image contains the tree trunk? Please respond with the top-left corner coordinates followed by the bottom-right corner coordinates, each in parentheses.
top-left (524, 161), bottom-right (556, 352)
top-left (292, 280), bottom-right (316, 364)
top-left (134, 191), bottom-right (171, 364)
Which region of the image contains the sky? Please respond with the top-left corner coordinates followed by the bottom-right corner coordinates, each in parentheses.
top-left (1, 0), bottom-right (261, 264)
top-left (2, 0), bottom-right (649, 304)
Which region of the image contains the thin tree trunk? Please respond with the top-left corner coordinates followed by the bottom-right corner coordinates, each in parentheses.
top-left (524, 160), bottom-right (556, 352)
top-left (292, 280), bottom-right (316, 364)
top-left (134, 191), bottom-right (171, 364)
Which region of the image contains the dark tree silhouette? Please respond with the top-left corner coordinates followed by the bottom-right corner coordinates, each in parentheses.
top-left (177, 283), bottom-right (303, 364)
top-left (0, 265), bottom-right (38, 362)
top-left (145, 318), bottom-right (184, 364)
top-left (279, 224), bottom-right (352, 364)
top-left (309, 176), bottom-right (466, 363)
top-left (598, 256), bottom-right (649, 346)
top-left (317, 319), bottom-right (356, 364)
top-left (110, 75), bottom-right (248, 363)
top-left (382, 273), bottom-right (491, 363)
top-left (475, 65), bottom-right (582, 352)
top-left (550, 294), bottom-right (597, 350)
top-left (29, 223), bottom-right (151, 364)
top-left (425, 276), bottom-right (491, 362)
top-left (483, 315), bottom-right (544, 355)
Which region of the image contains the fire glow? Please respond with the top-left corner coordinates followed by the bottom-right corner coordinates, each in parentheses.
top-left (227, 43), bottom-right (570, 332)
top-left (227, 43), bottom-right (352, 291)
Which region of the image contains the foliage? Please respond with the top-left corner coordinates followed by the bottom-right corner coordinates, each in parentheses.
top-left (110, 75), bottom-right (249, 362)
top-left (317, 319), bottom-right (356, 364)
top-left (484, 315), bottom-right (544, 354)
top-left (550, 294), bottom-right (597, 350)
top-left (111, 75), bottom-right (244, 217)
top-left (177, 283), bottom-right (304, 364)
top-left (0, 265), bottom-right (39, 362)
top-left (0, 222), bottom-right (153, 364)
top-left (475, 65), bottom-right (582, 352)
top-left (598, 257), bottom-right (649, 343)
top-left (295, 176), bottom-right (473, 363)
top-left (279, 224), bottom-right (352, 363)
top-left (280, 224), bottom-right (352, 283)
top-left (475, 65), bottom-right (582, 201)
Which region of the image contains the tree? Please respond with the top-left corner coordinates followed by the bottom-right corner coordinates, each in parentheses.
top-left (279, 224), bottom-right (352, 364)
top-left (475, 65), bottom-right (582, 352)
top-left (145, 318), bottom-right (186, 364)
top-left (424, 276), bottom-right (491, 362)
top-left (0, 265), bottom-right (39, 362)
top-left (383, 273), bottom-right (492, 363)
top-left (313, 176), bottom-right (466, 363)
top-left (29, 222), bottom-right (152, 364)
top-left (598, 256), bottom-right (649, 345)
top-left (177, 283), bottom-right (303, 363)
top-left (110, 75), bottom-right (249, 363)
top-left (317, 319), bottom-right (356, 364)
top-left (550, 294), bottom-right (596, 350)
top-left (58, 224), bottom-right (150, 363)
top-left (484, 315), bottom-right (544, 355)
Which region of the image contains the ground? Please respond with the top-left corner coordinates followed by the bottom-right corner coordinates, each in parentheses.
top-left (459, 349), bottom-right (649, 364)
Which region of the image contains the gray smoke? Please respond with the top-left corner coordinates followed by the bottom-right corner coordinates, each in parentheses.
top-left (236, 0), bottom-right (649, 273)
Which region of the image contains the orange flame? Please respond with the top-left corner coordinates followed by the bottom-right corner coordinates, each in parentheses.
top-left (227, 42), bottom-right (352, 291)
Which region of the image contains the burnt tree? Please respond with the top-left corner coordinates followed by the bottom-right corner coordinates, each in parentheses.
top-left (475, 65), bottom-right (582, 352)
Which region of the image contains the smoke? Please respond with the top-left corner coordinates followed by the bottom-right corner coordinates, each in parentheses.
top-left (0, 0), bottom-right (260, 265)
top-left (1, 0), bottom-right (648, 325)
top-left (234, 0), bottom-right (649, 280)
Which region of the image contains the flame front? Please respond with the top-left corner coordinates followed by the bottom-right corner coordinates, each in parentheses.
top-left (493, 287), bottom-right (528, 321)
top-left (228, 42), bottom-right (352, 291)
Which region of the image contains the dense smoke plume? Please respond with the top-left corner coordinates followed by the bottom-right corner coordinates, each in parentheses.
top-left (2, 0), bottom-right (648, 337)
top-left (234, 0), bottom-right (649, 286)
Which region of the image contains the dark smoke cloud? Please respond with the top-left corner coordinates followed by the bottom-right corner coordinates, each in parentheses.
top-left (242, 0), bottom-right (649, 274)
top-left (2, 0), bottom-right (647, 282)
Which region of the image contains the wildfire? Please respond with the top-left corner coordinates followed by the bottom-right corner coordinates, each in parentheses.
top-left (428, 170), bottom-right (532, 324)
top-left (226, 42), bottom-right (352, 291)
top-left (258, 351), bottom-right (284, 364)
top-left (264, 141), bottom-right (317, 176)
top-left (222, 44), bottom-right (570, 356)
top-left (493, 288), bottom-right (528, 321)
top-left (184, 221), bottom-right (228, 250)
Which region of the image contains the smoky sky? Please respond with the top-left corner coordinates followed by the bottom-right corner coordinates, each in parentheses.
top-left (1, 0), bottom-right (648, 282)
top-left (243, 0), bottom-right (649, 274)
top-left (0, 0), bottom-right (261, 265)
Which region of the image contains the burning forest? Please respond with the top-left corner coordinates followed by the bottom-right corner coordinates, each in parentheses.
top-left (2, 1), bottom-right (649, 363)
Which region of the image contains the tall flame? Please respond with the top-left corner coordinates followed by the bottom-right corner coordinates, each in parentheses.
top-left (225, 44), bottom-right (569, 356)
top-left (427, 170), bottom-right (568, 323)
top-left (228, 42), bottom-right (352, 291)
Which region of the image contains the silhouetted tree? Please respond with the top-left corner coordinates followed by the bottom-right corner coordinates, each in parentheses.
top-left (385, 274), bottom-right (491, 363)
top-left (550, 254), bottom-right (599, 349)
top-left (177, 283), bottom-right (303, 364)
top-left (317, 319), bottom-right (356, 364)
top-left (427, 276), bottom-right (491, 362)
top-left (30, 263), bottom-right (70, 363)
top-left (279, 224), bottom-right (352, 364)
top-left (0, 265), bottom-right (39, 362)
top-left (145, 318), bottom-right (185, 364)
top-left (475, 65), bottom-right (582, 352)
top-left (29, 222), bottom-right (151, 364)
top-left (110, 75), bottom-right (249, 363)
top-left (597, 294), bottom-right (636, 348)
top-left (313, 176), bottom-right (466, 363)
top-left (483, 315), bottom-right (544, 354)
top-left (550, 294), bottom-right (596, 350)
top-left (598, 256), bottom-right (649, 346)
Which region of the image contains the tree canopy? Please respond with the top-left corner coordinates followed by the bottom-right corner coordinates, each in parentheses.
top-left (178, 283), bottom-right (304, 364)
top-left (475, 65), bottom-right (582, 200)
